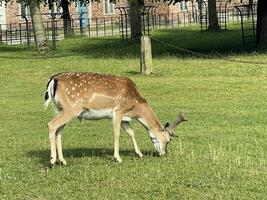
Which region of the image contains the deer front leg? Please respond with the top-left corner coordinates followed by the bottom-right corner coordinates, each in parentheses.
top-left (121, 121), bottom-right (143, 158)
top-left (113, 113), bottom-right (123, 163)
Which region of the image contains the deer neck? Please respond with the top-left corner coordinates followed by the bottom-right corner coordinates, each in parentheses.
top-left (137, 103), bottom-right (162, 133)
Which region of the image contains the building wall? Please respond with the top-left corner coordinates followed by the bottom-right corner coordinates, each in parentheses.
top-left (1, 0), bottom-right (257, 26)
top-left (3, 0), bottom-right (126, 25)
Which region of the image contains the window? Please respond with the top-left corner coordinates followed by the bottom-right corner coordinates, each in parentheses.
top-left (20, 1), bottom-right (31, 19)
top-left (104, 0), bottom-right (114, 15)
top-left (180, 1), bottom-right (188, 11)
top-left (49, 2), bottom-right (62, 16)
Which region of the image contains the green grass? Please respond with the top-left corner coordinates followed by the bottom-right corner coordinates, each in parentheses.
top-left (0, 24), bottom-right (267, 199)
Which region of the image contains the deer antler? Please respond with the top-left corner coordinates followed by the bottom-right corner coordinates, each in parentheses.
top-left (171, 112), bottom-right (188, 129)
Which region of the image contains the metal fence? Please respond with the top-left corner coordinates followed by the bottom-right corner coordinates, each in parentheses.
top-left (0, 7), bottom-right (257, 47)
top-left (0, 15), bottom-right (122, 46)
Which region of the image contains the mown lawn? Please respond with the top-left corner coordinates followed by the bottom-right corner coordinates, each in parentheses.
top-left (0, 25), bottom-right (267, 199)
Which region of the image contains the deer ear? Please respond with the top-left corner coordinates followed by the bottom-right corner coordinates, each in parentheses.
top-left (164, 122), bottom-right (170, 129)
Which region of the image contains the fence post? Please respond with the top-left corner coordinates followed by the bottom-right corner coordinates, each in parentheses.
top-left (46, 21), bottom-right (49, 39)
top-left (159, 14), bottom-right (161, 29)
top-left (19, 23), bottom-right (22, 44)
top-left (177, 13), bottom-right (180, 28)
top-left (5, 29), bottom-right (7, 44)
top-left (55, 20), bottom-right (58, 41)
top-left (183, 12), bottom-right (186, 26)
top-left (21, 15), bottom-right (30, 47)
top-left (171, 13), bottom-right (174, 28)
top-left (0, 24), bottom-right (2, 43)
top-left (140, 36), bottom-right (153, 75)
top-left (111, 17), bottom-right (113, 36)
top-left (165, 14), bottom-right (167, 29)
top-left (15, 28), bottom-right (17, 40)
top-left (79, 12), bottom-right (84, 35)
top-left (125, 12), bottom-right (128, 39)
top-left (10, 24), bottom-right (12, 45)
top-left (51, 14), bottom-right (57, 49)
top-left (88, 18), bottom-right (91, 37)
top-left (96, 18), bottom-right (98, 37)
top-left (104, 17), bottom-right (106, 36)
top-left (71, 19), bottom-right (75, 35)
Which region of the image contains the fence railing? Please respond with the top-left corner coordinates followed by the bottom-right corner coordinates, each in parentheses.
top-left (0, 8), bottom-right (257, 47)
top-left (0, 16), bottom-right (121, 46)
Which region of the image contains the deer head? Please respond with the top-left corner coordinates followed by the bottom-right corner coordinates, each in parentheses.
top-left (148, 112), bottom-right (188, 156)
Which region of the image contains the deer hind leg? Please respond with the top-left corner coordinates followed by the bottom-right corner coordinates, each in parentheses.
top-left (48, 110), bottom-right (81, 166)
top-left (121, 121), bottom-right (143, 158)
top-left (56, 125), bottom-right (66, 165)
top-left (113, 112), bottom-right (123, 163)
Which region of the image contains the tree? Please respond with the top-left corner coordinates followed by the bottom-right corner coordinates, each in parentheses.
top-left (207, 0), bottom-right (220, 30)
top-left (256, 0), bottom-right (267, 48)
top-left (29, 0), bottom-right (48, 50)
top-left (167, 0), bottom-right (220, 30)
top-left (129, 0), bottom-right (144, 39)
top-left (60, 0), bottom-right (72, 37)
top-left (0, 0), bottom-right (48, 50)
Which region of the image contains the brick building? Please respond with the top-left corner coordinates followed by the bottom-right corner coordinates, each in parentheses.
top-left (0, 0), bottom-right (253, 30)
top-left (0, 0), bottom-right (196, 26)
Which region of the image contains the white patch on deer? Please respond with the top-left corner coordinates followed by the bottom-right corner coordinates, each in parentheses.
top-left (122, 116), bottom-right (131, 122)
top-left (138, 118), bottom-right (149, 128)
top-left (89, 93), bottom-right (114, 102)
top-left (79, 109), bottom-right (113, 120)
top-left (149, 131), bottom-right (161, 153)
top-left (44, 79), bottom-right (55, 109)
top-left (138, 118), bottom-right (161, 153)
top-left (49, 133), bottom-right (53, 140)
top-left (89, 93), bottom-right (96, 102)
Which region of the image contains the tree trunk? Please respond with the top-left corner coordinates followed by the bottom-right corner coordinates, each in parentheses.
top-left (256, 0), bottom-right (267, 48)
top-left (208, 0), bottom-right (220, 30)
top-left (129, 0), bottom-right (143, 39)
top-left (61, 0), bottom-right (72, 37)
top-left (29, 0), bottom-right (48, 50)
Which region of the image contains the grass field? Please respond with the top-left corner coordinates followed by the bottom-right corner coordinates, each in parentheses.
top-left (0, 25), bottom-right (267, 199)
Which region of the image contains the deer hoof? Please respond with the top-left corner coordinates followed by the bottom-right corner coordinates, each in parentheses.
top-left (50, 157), bottom-right (57, 165)
top-left (59, 159), bottom-right (67, 166)
top-left (114, 157), bottom-right (122, 163)
top-left (49, 163), bottom-right (54, 168)
top-left (136, 152), bottom-right (143, 158)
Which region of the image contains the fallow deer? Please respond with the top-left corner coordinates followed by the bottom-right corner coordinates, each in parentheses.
top-left (44, 72), bottom-right (187, 166)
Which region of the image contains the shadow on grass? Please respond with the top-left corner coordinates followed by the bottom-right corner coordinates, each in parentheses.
top-left (125, 71), bottom-right (140, 75)
top-left (0, 26), bottom-right (258, 60)
top-left (27, 148), bottom-right (157, 166)
top-left (0, 44), bottom-right (30, 52)
top-left (56, 28), bottom-right (257, 59)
